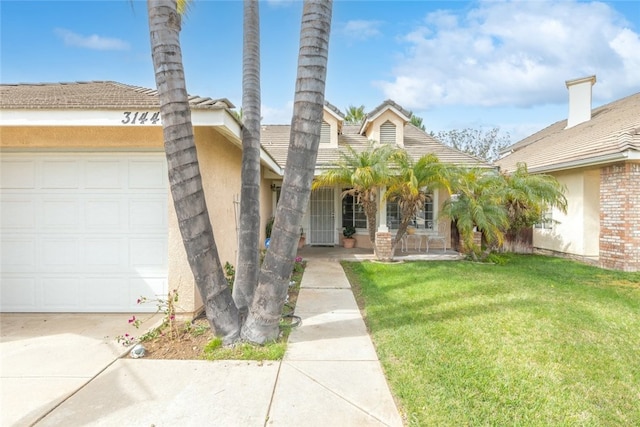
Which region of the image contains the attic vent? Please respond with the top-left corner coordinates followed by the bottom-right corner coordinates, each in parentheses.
top-left (380, 121), bottom-right (396, 144)
top-left (320, 121), bottom-right (330, 144)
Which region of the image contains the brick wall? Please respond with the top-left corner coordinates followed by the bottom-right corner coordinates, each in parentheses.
top-left (599, 162), bottom-right (640, 272)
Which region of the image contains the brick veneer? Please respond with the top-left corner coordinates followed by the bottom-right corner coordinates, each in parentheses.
top-left (599, 162), bottom-right (640, 272)
top-left (375, 231), bottom-right (393, 262)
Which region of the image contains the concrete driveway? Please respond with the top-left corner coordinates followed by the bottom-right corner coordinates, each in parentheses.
top-left (0, 313), bottom-right (152, 426)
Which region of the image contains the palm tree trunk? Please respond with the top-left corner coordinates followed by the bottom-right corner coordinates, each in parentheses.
top-left (148, 0), bottom-right (240, 344)
top-left (233, 0), bottom-right (261, 320)
top-left (241, 0), bottom-right (333, 344)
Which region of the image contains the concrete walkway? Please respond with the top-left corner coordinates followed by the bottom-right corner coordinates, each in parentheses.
top-left (0, 247), bottom-right (458, 426)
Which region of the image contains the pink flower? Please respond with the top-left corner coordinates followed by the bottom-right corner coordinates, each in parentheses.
top-left (295, 256), bottom-right (303, 263)
top-left (128, 316), bottom-right (136, 324)
top-left (136, 298), bottom-right (142, 304)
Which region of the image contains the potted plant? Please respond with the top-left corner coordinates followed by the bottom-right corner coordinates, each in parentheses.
top-left (343, 226), bottom-right (356, 248)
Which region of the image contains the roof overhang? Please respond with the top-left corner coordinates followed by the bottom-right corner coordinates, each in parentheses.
top-left (0, 107), bottom-right (283, 175)
top-left (525, 150), bottom-right (640, 174)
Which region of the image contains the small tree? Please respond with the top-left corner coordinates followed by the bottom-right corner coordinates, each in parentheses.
top-left (385, 151), bottom-right (452, 253)
top-left (501, 163), bottom-right (567, 252)
top-left (434, 127), bottom-right (511, 163)
top-left (441, 168), bottom-right (509, 259)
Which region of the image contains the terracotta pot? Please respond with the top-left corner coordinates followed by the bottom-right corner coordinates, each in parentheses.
top-left (343, 238), bottom-right (355, 249)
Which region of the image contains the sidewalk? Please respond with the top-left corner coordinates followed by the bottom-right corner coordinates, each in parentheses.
top-left (2, 252), bottom-right (403, 426)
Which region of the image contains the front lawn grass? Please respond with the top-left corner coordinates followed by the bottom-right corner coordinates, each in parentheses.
top-left (343, 254), bottom-right (640, 426)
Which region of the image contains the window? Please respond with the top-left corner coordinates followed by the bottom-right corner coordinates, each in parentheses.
top-left (534, 210), bottom-right (553, 229)
top-left (320, 121), bottom-right (330, 144)
top-left (380, 120), bottom-right (396, 144)
top-left (386, 194), bottom-right (434, 230)
top-left (342, 192), bottom-right (367, 229)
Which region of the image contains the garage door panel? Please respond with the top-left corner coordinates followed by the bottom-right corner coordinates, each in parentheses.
top-left (84, 238), bottom-right (126, 270)
top-left (1, 161), bottom-right (35, 189)
top-left (0, 277), bottom-right (37, 309)
top-left (130, 199), bottom-right (166, 230)
top-left (85, 160), bottom-right (122, 189)
top-left (1, 238), bottom-right (36, 272)
top-left (129, 160), bottom-right (166, 189)
top-left (42, 199), bottom-right (80, 229)
top-left (41, 238), bottom-right (80, 271)
top-left (1, 153), bottom-right (168, 313)
top-left (85, 199), bottom-right (125, 230)
top-left (130, 238), bottom-right (167, 270)
top-left (1, 199), bottom-right (36, 228)
top-left (42, 277), bottom-right (81, 309)
top-left (41, 160), bottom-right (80, 189)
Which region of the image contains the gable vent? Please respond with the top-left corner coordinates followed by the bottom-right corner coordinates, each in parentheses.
top-left (320, 121), bottom-right (330, 144)
top-left (380, 121), bottom-right (396, 144)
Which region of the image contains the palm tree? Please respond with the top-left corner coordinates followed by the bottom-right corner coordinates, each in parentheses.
top-left (312, 141), bottom-right (397, 249)
top-left (441, 167), bottom-right (509, 258)
top-left (344, 104), bottom-right (366, 124)
top-left (147, 0), bottom-right (240, 344)
top-left (385, 151), bottom-right (452, 252)
top-left (233, 0), bottom-right (261, 319)
top-left (241, 0), bottom-right (333, 344)
top-left (409, 113), bottom-right (426, 131)
top-left (502, 163), bottom-right (567, 250)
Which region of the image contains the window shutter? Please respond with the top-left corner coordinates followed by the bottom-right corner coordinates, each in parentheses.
top-left (380, 121), bottom-right (395, 144)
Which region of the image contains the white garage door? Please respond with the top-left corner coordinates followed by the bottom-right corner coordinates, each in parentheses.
top-left (1, 153), bottom-right (168, 312)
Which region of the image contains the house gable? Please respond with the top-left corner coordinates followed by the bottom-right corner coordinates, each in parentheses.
top-left (359, 100), bottom-right (412, 147)
top-left (320, 101), bottom-right (344, 148)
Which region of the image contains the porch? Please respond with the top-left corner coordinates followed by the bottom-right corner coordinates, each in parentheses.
top-left (296, 245), bottom-right (463, 262)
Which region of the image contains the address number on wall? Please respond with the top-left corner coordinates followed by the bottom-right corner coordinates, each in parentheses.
top-left (121, 112), bottom-right (161, 125)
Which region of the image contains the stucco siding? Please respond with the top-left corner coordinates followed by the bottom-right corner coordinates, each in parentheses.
top-left (534, 172), bottom-right (585, 256)
top-left (167, 126), bottom-right (243, 313)
top-left (0, 126), bottom-right (164, 149)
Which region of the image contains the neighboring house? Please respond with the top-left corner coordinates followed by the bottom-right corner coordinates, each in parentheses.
top-left (496, 76), bottom-right (640, 272)
top-left (0, 81), bottom-right (281, 314)
top-left (260, 99), bottom-right (488, 250)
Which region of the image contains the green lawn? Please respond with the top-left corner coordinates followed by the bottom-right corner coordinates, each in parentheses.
top-left (342, 255), bottom-right (640, 426)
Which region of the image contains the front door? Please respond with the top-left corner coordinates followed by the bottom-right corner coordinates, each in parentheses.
top-left (309, 188), bottom-right (334, 245)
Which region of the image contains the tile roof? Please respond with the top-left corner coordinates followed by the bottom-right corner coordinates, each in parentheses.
top-left (497, 92), bottom-right (640, 173)
top-left (0, 81), bottom-right (234, 110)
top-left (260, 122), bottom-right (488, 170)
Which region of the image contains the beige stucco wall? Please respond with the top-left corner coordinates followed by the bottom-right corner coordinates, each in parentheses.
top-left (0, 126), bottom-right (164, 149)
top-left (167, 126), bottom-right (244, 313)
top-left (533, 168), bottom-right (600, 258)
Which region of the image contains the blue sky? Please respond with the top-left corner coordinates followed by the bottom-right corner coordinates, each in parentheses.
top-left (2, 0), bottom-right (639, 142)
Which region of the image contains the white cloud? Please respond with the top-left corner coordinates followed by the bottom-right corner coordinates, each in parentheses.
top-left (54, 28), bottom-right (130, 51)
top-left (375, 0), bottom-right (640, 110)
top-left (340, 19), bottom-right (383, 41)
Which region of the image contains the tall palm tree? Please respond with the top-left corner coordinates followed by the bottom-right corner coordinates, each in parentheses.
top-left (344, 104), bottom-right (365, 124)
top-left (233, 0), bottom-right (261, 319)
top-left (147, 0), bottom-right (240, 344)
top-left (312, 141), bottom-right (397, 249)
top-left (385, 151), bottom-right (452, 252)
top-left (241, 0), bottom-right (333, 344)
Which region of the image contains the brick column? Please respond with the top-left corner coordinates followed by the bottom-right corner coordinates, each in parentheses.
top-left (600, 162), bottom-right (640, 272)
top-left (375, 230), bottom-right (393, 262)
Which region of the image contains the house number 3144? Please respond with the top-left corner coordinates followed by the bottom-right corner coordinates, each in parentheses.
top-left (121, 111), bottom-right (161, 125)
